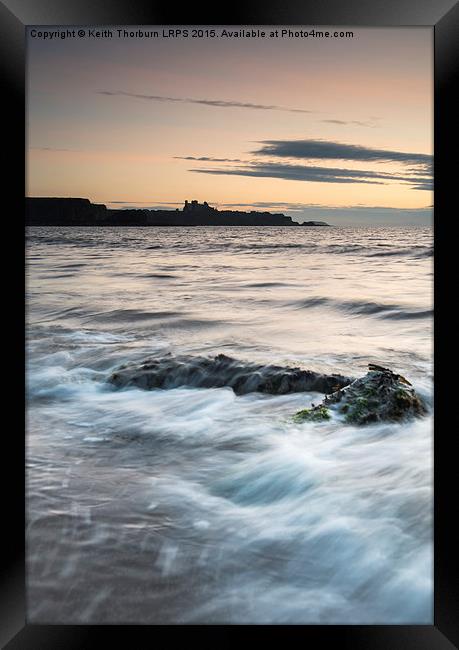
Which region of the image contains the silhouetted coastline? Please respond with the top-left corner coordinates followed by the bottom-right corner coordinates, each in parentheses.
top-left (25, 197), bottom-right (330, 227)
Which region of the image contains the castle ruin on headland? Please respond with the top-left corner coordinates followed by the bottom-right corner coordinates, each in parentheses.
top-left (183, 199), bottom-right (216, 213)
top-left (26, 198), bottom-right (330, 227)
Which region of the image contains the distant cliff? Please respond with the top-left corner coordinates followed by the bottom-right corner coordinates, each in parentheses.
top-left (26, 198), bottom-right (108, 225)
top-left (26, 198), bottom-right (330, 227)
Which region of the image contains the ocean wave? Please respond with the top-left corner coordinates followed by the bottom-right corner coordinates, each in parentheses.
top-left (289, 297), bottom-right (432, 320)
top-left (83, 309), bottom-right (182, 323)
top-left (243, 281), bottom-right (293, 288)
top-left (364, 247), bottom-right (433, 258)
top-left (145, 273), bottom-right (178, 279)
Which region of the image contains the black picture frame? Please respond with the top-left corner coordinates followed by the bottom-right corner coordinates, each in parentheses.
top-left (3, 0), bottom-right (458, 647)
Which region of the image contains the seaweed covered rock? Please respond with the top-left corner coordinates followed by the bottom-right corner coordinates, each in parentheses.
top-left (294, 364), bottom-right (427, 425)
top-left (108, 353), bottom-right (353, 396)
top-left (292, 405), bottom-right (331, 423)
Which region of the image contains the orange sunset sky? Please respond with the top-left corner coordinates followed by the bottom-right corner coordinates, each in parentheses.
top-left (26, 26), bottom-right (433, 224)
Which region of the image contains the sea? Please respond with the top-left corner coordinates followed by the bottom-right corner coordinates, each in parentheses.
top-left (26, 224), bottom-right (433, 624)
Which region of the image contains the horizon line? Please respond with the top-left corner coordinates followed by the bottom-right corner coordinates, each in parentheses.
top-left (26, 196), bottom-right (434, 212)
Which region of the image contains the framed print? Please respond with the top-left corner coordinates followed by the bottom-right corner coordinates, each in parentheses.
top-left (2, 0), bottom-right (458, 646)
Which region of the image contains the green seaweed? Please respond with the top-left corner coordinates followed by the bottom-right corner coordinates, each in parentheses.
top-left (342, 396), bottom-right (375, 424)
top-left (293, 405), bottom-right (331, 422)
top-left (292, 364), bottom-right (427, 426)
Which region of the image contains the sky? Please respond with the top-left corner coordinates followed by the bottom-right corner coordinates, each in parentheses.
top-left (26, 26), bottom-right (433, 224)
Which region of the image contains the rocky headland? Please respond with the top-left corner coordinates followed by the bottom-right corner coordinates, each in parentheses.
top-left (26, 198), bottom-right (330, 227)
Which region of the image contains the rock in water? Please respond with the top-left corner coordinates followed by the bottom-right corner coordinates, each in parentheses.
top-left (108, 353), bottom-right (353, 396)
top-left (109, 355), bottom-right (427, 424)
top-left (294, 364), bottom-right (427, 425)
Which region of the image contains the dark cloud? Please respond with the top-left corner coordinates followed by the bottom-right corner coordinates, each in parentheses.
top-left (99, 91), bottom-right (387, 128)
top-left (30, 146), bottom-right (74, 151)
top-left (407, 165), bottom-right (433, 177)
top-left (410, 184), bottom-right (433, 191)
top-left (174, 156), bottom-right (245, 163)
top-left (252, 139), bottom-right (432, 167)
top-left (218, 202), bottom-right (310, 211)
top-left (320, 119), bottom-right (378, 128)
top-left (183, 138), bottom-right (433, 189)
top-left (98, 91), bottom-right (314, 114)
top-left (190, 161), bottom-right (432, 187)
top-left (192, 165), bottom-right (381, 185)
